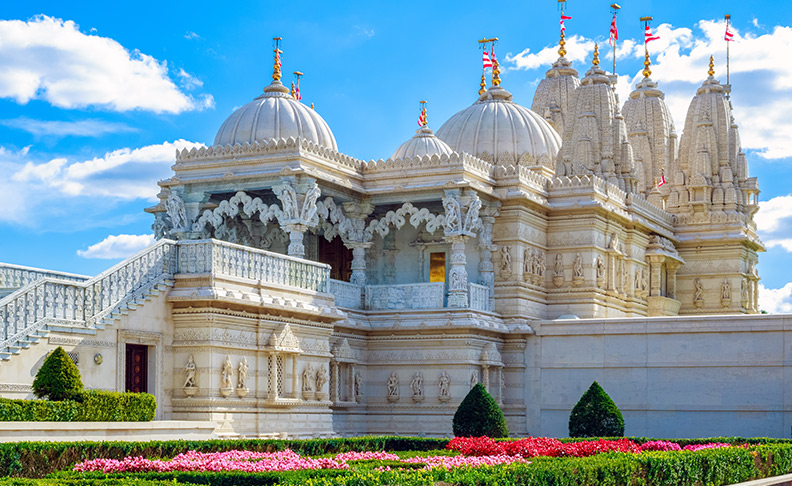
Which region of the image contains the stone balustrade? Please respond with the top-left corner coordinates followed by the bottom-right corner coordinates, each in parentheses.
top-left (329, 279), bottom-right (363, 309)
top-left (364, 282), bottom-right (445, 310)
top-left (177, 239), bottom-right (329, 293)
top-left (468, 282), bottom-right (492, 312)
top-left (0, 264), bottom-right (88, 298)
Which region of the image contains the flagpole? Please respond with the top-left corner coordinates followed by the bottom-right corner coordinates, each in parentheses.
top-left (725, 14), bottom-right (731, 92)
top-left (610, 3), bottom-right (620, 75)
top-left (640, 16), bottom-right (654, 78)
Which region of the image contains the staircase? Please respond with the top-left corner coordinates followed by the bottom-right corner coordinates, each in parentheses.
top-left (0, 240), bottom-right (178, 362)
top-left (0, 264), bottom-right (88, 299)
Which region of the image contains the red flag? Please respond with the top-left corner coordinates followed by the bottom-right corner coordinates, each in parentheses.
top-left (609, 13), bottom-right (619, 46)
top-left (482, 50), bottom-right (492, 69)
top-left (725, 24), bottom-right (735, 42)
top-left (295, 84), bottom-right (301, 101)
top-left (418, 110), bottom-right (426, 127)
top-left (658, 173), bottom-right (666, 187)
top-left (561, 14), bottom-right (572, 32)
top-left (645, 24), bottom-right (660, 44)
top-left (275, 51), bottom-right (282, 68)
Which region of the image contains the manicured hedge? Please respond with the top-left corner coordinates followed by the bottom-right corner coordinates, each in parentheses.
top-left (0, 391), bottom-right (155, 422)
top-left (0, 479), bottom-right (180, 486)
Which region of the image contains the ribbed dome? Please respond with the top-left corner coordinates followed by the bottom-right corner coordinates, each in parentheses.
top-left (392, 126), bottom-right (454, 160)
top-left (214, 81), bottom-right (337, 150)
top-left (436, 86), bottom-right (561, 164)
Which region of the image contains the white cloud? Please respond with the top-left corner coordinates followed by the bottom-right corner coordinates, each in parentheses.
top-left (77, 234), bottom-right (155, 259)
top-left (354, 25), bottom-right (375, 39)
top-left (0, 15), bottom-right (213, 113)
top-left (506, 35), bottom-right (596, 71)
top-left (177, 69), bottom-right (204, 90)
top-left (184, 31), bottom-right (201, 40)
top-left (755, 195), bottom-right (792, 235)
top-left (0, 117), bottom-right (136, 137)
top-left (766, 239), bottom-right (792, 252)
top-left (759, 283), bottom-right (792, 314)
top-left (11, 139), bottom-right (203, 200)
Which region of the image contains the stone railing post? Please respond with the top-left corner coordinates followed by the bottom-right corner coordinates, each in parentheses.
top-left (443, 189), bottom-right (481, 309)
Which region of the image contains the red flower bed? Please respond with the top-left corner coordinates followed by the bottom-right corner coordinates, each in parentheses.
top-left (447, 437), bottom-right (715, 458)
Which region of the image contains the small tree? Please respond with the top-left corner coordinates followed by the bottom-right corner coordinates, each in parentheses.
top-left (452, 383), bottom-right (509, 438)
top-left (32, 347), bottom-right (84, 401)
top-left (568, 381), bottom-right (624, 437)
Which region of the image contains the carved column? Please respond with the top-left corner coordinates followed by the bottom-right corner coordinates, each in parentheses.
top-left (291, 355), bottom-right (298, 399)
top-left (273, 177), bottom-right (321, 259)
top-left (647, 255), bottom-right (664, 297)
top-left (330, 362), bottom-right (339, 402)
top-left (482, 365), bottom-right (490, 391)
top-left (341, 202), bottom-right (375, 287)
top-left (349, 364), bottom-right (356, 401)
top-left (497, 367), bottom-right (503, 405)
top-left (478, 207), bottom-right (499, 311)
top-left (268, 353), bottom-right (278, 400)
top-left (666, 261), bottom-right (681, 300)
top-left (446, 235), bottom-right (470, 308)
top-left (443, 189), bottom-right (481, 309)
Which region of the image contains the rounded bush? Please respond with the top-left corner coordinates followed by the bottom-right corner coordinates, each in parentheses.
top-left (32, 346), bottom-right (84, 401)
top-left (568, 380), bottom-right (624, 437)
top-left (452, 383), bottom-right (509, 438)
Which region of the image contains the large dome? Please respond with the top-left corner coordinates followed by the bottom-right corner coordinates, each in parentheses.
top-left (214, 81), bottom-right (337, 150)
top-left (392, 125), bottom-right (454, 160)
top-left (436, 86), bottom-right (561, 164)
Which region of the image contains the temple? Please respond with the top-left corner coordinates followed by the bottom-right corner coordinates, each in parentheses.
top-left (0, 31), bottom-right (780, 439)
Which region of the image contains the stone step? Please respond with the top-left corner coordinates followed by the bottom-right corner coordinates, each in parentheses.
top-left (45, 324), bottom-right (97, 335)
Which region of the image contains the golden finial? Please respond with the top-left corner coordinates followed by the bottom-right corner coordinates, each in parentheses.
top-left (272, 36), bottom-right (283, 82)
top-left (311, 103), bottom-right (314, 110)
top-left (479, 72), bottom-right (486, 95)
top-left (643, 51), bottom-right (652, 78)
top-left (559, 30), bottom-right (567, 58)
top-left (593, 43), bottom-right (600, 66)
top-left (491, 39), bottom-right (501, 87)
top-left (419, 100), bottom-right (428, 127)
top-left (290, 81), bottom-right (295, 97)
top-left (708, 55), bottom-right (715, 77)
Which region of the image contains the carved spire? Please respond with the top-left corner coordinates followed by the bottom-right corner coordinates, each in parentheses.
top-left (708, 55), bottom-right (715, 77)
top-left (593, 43), bottom-right (600, 66)
top-left (272, 36), bottom-right (283, 82)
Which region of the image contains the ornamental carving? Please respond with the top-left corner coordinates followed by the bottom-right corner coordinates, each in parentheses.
top-left (268, 324), bottom-right (302, 353)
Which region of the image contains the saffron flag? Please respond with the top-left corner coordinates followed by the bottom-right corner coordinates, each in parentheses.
top-left (295, 84), bottom-right (301, 101)
top-left (609, 13), bottom-right (618, 46)
top-left (418, 110), bottom-right (426, 127)
top-left (725, 24), bottom-right (735, 42)
top-left (561, 14), bottom-right (572, 32)
top-left (645, 24), bottom-right (660, 44)
top-left (482, 50), bottom-right (493, 69)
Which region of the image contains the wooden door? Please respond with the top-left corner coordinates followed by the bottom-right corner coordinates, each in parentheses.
top-left (125, 344), bottom-right (148, 393)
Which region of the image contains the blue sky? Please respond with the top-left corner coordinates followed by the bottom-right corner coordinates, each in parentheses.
top-left (2, 0), bottom-right (792, 312)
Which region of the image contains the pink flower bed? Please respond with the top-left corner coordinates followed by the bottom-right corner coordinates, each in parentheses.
top-left (682, 443), bottom-right (731, 451)
top-left (73, 448), bottom-right (526, 474)
top-left (640, 440), bottom-right (682, 452)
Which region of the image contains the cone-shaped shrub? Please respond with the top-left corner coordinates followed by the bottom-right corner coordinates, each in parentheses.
top-left (32, 347), bottom-right (84, 401)
top-left (452, 383), bottom-right (509, 438)
top-left (568, 381), bottom-right (624, 437)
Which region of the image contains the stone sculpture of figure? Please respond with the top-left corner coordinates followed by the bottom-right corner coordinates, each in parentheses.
top-left (237, 357), bottom-right (249, 390)
top-left (634, 268), bottom-right (641, 290)
top-left (442, 196), bottom-right (462, 233)
top-left (386, 372), bottom-right (399, 398)
top-left (470, 371), bottom-right (479, 389)
top-left (302, 365), bottom-right (314, 392)
top-left (554, 254), bottom-right (564, 276)
top-left (274, 183), bottom-right (298, 219)
top-left (354, 371), bottom-right (363, 399)
top-left (300, 183), bottom-right (322, 223)
top-left (596, 256), bottom-right (605, 279)
top-left (609, 232), bottom-right (619, 250)
top-left (438, 372), bottom-right (451, 399)
top-left (694, 278), bottom-right (704, 302)
top-left (411, 372), bottom-right (424, 399)
top-left (741, 279), bottom-right (749, 303)
top-left (722, 279), bottom-right (732, 300)
top-left (500, 246), bottom-right (511, 273)
top-left (523, 249), bottom-right (531, 274)
top-left (573, 253), bottom-right (583, 278)
top-left (537, 252), bottom-right (546, 277)
top-left (153, 216), bottom-right (169, 240)
top-left (166, 193), bottom-right (187, 231)
top-left (315, 366), bottom-right (328, 392)
top-left (184, 354), bottom-right (197, 388)
top-left (221, 355), bottom-right (233, 389)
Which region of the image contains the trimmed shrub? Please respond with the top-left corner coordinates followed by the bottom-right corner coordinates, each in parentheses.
top-left (452, 383), bottom-right (509, 438)
top-left (568, 381), bottom-right (624, 438)
top-left (32, 347), bottom-right (83, 401)
top-left (0, 391), bottom-right (155, 422)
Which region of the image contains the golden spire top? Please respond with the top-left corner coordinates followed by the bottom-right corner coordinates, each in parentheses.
top-left (559, 30), bottom-right (567, 58)
top-left (290, 81), bottom-right (295, 97)
top-left (272, 36), bottom-right (283, 82)
top-left (708, 55), bottom-right (715, 77)
top-left (479, 72), bottom-right (486, 95)
top-left (492, 42), bottom-right (501, 87)
top-left (419, 100), bottom-right (428, 127)
top-left (643, 50), bottom-right (652, 78)
top-left (593, 43), bottom-right (600, 66)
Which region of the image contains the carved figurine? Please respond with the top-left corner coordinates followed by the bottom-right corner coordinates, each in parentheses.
top-left (354, 371), bottom-right (363, 399)
top-left (609, 232), bottom-right (619, 250)
top-left (721, 279), bottom-right (732, 301)
top-left (184, 354), bottom-right (197, 388)
top-left (554, 254), bottom-right (564, 276)
top-left (166, 193), bottom-right (187, 231)
top-left (500, 246), bottom-right (512, 274)
top-left (573, 253), bottom-right (584, 278)
top-left (694, 278), bottom-right (704, 306)
top-left (537, 251), bottom-right (546, 277)
top-left (303, 365), bottom-right (314, 392)
top-left (387, 372), bottom-right (400, 400)
top-left (221, 355), bottom-right (233, 389)
top-left (237, 357), bottom-right (248, 390)
top-left (595, 256), bottom-right (606, 279)
top-left (470, 371), bottom-right (479, 389)
top-left (411, 372), bottom-right (424, 401)
top-left (315, 366), bottom-right (328, 392)
top-left (442, 197), bottom-right (462, 233)
top-left (438, 371), bottom-right (451, 401)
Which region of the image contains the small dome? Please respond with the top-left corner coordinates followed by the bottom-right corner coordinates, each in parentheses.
top-left (214, 81), bottom-right (337, 150)
top-left (436, 86), bottom-right (561, 164)
top-left (392, 126), bottom-right (454, 160)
